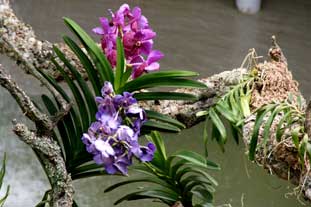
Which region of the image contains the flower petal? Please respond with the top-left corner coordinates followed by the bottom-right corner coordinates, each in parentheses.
top-left (147, 50), bottom-right (164, 64)
top-left (145, 62), bottom-right (160, 72)
top-left (92, 27), bottom-right (105, 35)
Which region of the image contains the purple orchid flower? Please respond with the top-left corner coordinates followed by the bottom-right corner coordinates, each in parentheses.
top-left (81, 73), bottom-right (156, 175)
top-left (123, 29), bottom-right (155, 57)
top-left (92, 4), bottom-right (164, 77)
top-left (131, 50), bottom-right (164, 78)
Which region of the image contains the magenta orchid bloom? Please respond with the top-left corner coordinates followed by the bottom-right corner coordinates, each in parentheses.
top-left (93, 4), bottom-right (164, 78)
top-left (130, 50), bottom-right (164, 78)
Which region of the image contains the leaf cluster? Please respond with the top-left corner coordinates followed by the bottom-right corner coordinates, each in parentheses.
top-left (197, 76), bottom-right (254, 154)
top-left (105, 131), bottom-right (219, 207)
top-left (248, 94), bottom-right (309, 163)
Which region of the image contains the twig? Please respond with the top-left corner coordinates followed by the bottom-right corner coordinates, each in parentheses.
top-left (0, 65), bottom-right (53, 131)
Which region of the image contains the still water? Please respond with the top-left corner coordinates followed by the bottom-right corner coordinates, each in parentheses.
top-left (1, 0), bottom-right (311, 206)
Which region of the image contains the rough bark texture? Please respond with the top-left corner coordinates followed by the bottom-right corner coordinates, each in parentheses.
top-left (1, 0), bottom-right (311, 206)
top-left (0, 0), bottom-right (86, 81)
top-left (0, 65), bottom-right (74, 206)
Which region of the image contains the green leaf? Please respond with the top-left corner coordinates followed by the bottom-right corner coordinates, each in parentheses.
top-left (71, 170), bottom-right (109, 180)
top-left (196, 111), bottom-right (208, 117)
top-left (147, 131), bottom-right (167, 161)
top-left (145, 110), bottom-right (186, 129)
top-left (249, 104), bottom-right (276, 160)
top-left (171, 151), bottom-right (219, 170)
top-left (115, 37), bottom-right (126, 90)
top-left (41, 95), bottom-right (71, 159)
top-left (63, 35), bottom-right (101, 95)
top-left (0, 185), bottom-right (9, 207)
top-left (123, 78), bottom-right (207, 92)
top-left (104, 177), bottom-right (172, 193)
top-left (170, 159), bottom-right (188, 178)
top-left (203, 118), bottom-right (209, 157)
top-left (240, 95), bottom-right (251, 117)
top-left (230, 124), bottom-right (240, 144)
top-left (176, 167), bottom-right (218, 187)
top-left (262, 105), bottom-right (288, 146)
top-left (120, 70), bottom-right (205, 92)
top-left (291, 127), bottom-right (301, 149)
top-left (52, 57), bottom-right (90, 131)
top-left (114, 189), bottom-right (178, 205)
top-left (276, 110), bottom-right (292, 142)
top-left (53, 46), bottom-right (97, 120)
top-left (71, 162), bottom-right (102, 175)
top-left (143, 120), bottom-right (181, 132)
top-left (0, 154), bottom-right (6, 190)
top-left (63, 17), bottom-right (114, 83)
top-left (134, 92), bottom-right (198, 101)
top-left (215, 102), bottom-right (237, 123)
top-left (299, 134), bottom-right (308, 163)
top-left (209, 108), bottom-right (227, 144)
top-left (0, 154), bottom-right (9, 207)
top-left (191, 186), bottom-right (213, 203)
top-left (121, 67), bottom-right (132, 86)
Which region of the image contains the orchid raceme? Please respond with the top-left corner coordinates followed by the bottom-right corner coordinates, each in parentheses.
top-left (81, 81), bottom-right (155, 175)
top-left (93, 3), bottom-right (164, 78)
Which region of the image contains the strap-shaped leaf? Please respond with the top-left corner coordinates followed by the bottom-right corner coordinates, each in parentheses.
top-left (262, 105), bottom-right (288, 146)
top-left (52, 57), bottom-right (90, 132)
top-left (131, 165), bottom-right (156, 177)
top-left (38, 69), bottom-right (82, 139)
top-left (291, 127), bottom-right (301, 149)
top-left (203, 118), bottom-right (209, 157)
top-left (215, 102), bottom-right (237, 123)
top-left (184, 181), bottom-right (215, 197)
top-left (180, 174), bottom-right (211, 188)
top-left (0, 154), bottom-right (9, 207)
top-left (145, 110), bottom-right (185, 129)
top-left (142, 120), bottom-right (181, 132)
top-left (276, 110), bottom-right (293, 141)
top-left (114, 189), bottom-right (178, 205)
top-left (64, 17), bottom-right (114, 83)
top-left (0, 154), bottom-right (6, 190)
top-left (191, 186), bottom-right (213, 203)
top-left (71, 162), bottom-right (102, 175)
top-left (122, 77), bottom-right (207, 92)
top-left (71, 170), bottom-right (109, 180)
top-left (115, 37), bottom-right (125, 91)
top-left (147, 131), bottom-right (167, 161)
top-left (175, 167), bottom-right (218, 187)
top-left (104, 177), bottom-right (172, 193)
top-left (209, 108), bottom-right (226, 144)
top-left (63, 36), bottom-right (101, 95)
top-left (249, 104), bottom-right (276, 160)
top-left (42, 95), bottom-right (71, 160)
top-left (121, 68), bottom-right (132, 86)
top-left (134, 92), bottom-right (197, 101)
top-left (170, 150), bottom-right (220, 170)
top-left (54, 46), bottom-right (97, 120)
top-left (120, 70), bottom-right (204, 92)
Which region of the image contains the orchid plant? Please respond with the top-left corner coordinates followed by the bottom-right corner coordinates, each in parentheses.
top-left (35, 3), bottom-right (218, 206)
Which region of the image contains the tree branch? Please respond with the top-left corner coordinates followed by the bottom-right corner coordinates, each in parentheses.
top-left (12, 121), bottom-right (74, 206)
top-left (0, 63), bottom-right (74, 206)
top-left (0, 65), bottom-right (53, 131)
